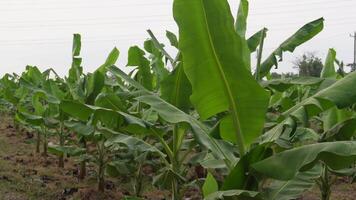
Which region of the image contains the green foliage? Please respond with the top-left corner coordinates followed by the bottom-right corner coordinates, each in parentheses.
top-left (1, 1), bottom-right (356, 199)
top-left (173, 0), bottom-right (269, 153)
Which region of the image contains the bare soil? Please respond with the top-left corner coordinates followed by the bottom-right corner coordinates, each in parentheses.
top-left (0, 115), bottom-right (165, 200)
top-left (300, 177), bottom-right (356, 200)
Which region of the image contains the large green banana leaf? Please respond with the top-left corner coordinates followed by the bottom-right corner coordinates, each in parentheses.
top-left (258, 18), bottom-right (324, 78)
top-left (252, 141), bottom-right (356, 180)
top-left (173, 0), bottom-right (269, 152)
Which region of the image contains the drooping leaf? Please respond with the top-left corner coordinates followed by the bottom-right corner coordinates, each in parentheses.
top-left (258, 18), bottom-right (324, 78)
top-left (252, 141), bottom-right (356, 180)
top-left (137, 94), bottom-right (237, 165)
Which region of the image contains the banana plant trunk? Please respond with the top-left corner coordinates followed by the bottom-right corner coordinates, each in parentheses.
top-left (36, 132), bottom-right (41, 153)
top-left (318, 164), bottom-right (332, 200)
top-left (98, 163), bottom-right (105, 192)
top-left (79, 139), bottom-right (87, 180)
top-left (58, 122), bottom-right (65, 168)
top-left (43, 132), bottom-right (48, 157)
top-left (58, 135), bottom-right (65, 168)
top-left (97, 141), bottom-right (106, 192)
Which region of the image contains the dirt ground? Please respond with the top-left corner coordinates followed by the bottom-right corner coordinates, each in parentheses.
top-left (0, 114), bottom-right (355, 200)
top-left (299, 177), bottom-right (356, 200)
top-left (0, 115), bottom-right (171, 200)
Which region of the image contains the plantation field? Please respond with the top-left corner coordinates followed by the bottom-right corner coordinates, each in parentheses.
top-left (1, 0), bottom-right (356, 200)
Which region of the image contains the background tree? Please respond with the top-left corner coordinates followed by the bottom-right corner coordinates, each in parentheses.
top-left (293, 52), bottom-right (323, 77)
top-left (270, 72), bottom-right (297, 79)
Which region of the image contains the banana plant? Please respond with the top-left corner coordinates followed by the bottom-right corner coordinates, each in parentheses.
top-left (60, 98), bottom-right (164, 192)
top-left (62, 33), bottom-right (120, 178)
top-left (108, 64), bottom-right (240, 200)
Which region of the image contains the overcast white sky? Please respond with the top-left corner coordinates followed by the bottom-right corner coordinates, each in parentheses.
top-left (0, 0), bottom-right (355, 76)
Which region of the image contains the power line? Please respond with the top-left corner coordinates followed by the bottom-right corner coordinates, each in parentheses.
top-left (0, 2), bottom-right (171, 12)
top-left (0, 0), bottom-right (350, 9)
top-left (0, 14), bottom-right (354, 31)
top-left (0, 14), bottom-right (170, 24)
top-left (0, 19), bottom-right (175, 31)
top-left (0, 0), bottom-right (354, 14)
top-left (249, 0), bottom-right (352, 8)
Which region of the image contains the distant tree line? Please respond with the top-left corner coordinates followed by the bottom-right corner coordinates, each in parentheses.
top-left (270, 52), bottom-right (351, 79)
